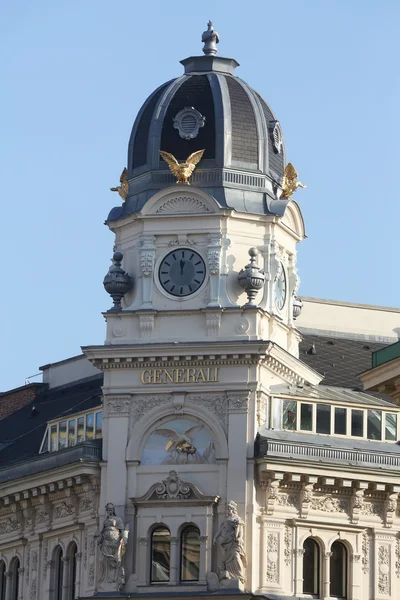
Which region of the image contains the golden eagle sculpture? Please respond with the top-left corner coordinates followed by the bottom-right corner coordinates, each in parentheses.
top-left (280, 163), bottom-right (306, 199)
top-left (110, 168), bottom-right (129, 201)
top-left (159, 149), bottom-right (205, 184)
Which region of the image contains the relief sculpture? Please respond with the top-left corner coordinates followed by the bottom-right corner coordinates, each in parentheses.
top-left (214, 501), bottom-right (247, 584)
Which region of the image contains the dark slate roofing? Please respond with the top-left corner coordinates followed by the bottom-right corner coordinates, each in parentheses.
top-left (0, 375), bottom-right (103, 469)
top-left (299, 333), bottom-right (388, 390)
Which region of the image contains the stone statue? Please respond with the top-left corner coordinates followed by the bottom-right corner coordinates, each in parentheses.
top-left (95, 502), bottom-right (128, 590)
top-left (213, 501), bottom-right (247, 584)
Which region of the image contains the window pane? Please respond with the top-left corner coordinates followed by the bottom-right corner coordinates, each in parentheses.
top-left (77, 417), bottom-right (85, 444)
top-left (351, 410), bottom-right (363, 437)
top-left (95, 412), bottom-right (103, 439)
top-left (0, 563), bottom-right (5, 600)
top-left (334, 407), bottom-right (347, 435)
top-left (86, 413), bottom-right (94, 440)
top-left (367, 410), bottom-right (382, 440)
top-left (283, 400), bottom-right (297, 430)
top-left (50, 425), bottom-right (58, 452)
top-left (58, 421), bottom-right (67, 449)
top-left (300, 404), bottom-right (313, 431)
top-left (68, 419), bottom-right (76, 447)
top-left (180, 526), bottom-right (200, 581)
top-left (385, 413), bottom-right (397, 441)
top-left (316, 404), bottom-right (331, 434)
top-left (151, 527), bottom-right (170, 582)
top-left (303, 538), bottom-right (319, 595)
top-left (330, 542), bottom-right (347, 598)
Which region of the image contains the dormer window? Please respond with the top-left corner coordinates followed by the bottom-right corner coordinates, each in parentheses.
top-left (40, 408), bottom-right (102, 453)
top-left (281, 399), bottom-right (398, 442)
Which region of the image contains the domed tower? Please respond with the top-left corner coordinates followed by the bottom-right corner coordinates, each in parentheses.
top-left (83, 23), bottom-right (316, 597)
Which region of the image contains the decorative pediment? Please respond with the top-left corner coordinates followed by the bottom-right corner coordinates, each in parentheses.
top-left (156, 196), bottom-right (210, 214)
top-left (132, 470), bottom-right (219, 506)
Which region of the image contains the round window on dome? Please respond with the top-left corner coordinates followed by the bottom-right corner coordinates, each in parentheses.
top-left (173, 107), bottom-right (206, 140)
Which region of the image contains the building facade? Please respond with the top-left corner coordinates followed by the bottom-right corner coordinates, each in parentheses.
top-left (1, 23), bottom-right (400, 600)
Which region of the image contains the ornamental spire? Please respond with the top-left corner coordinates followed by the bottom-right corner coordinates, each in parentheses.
top-left (201, 21), bottom-right (219, 56)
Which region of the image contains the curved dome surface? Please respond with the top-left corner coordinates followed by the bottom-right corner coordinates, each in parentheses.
top-left (109, 50), bottom-right (288, 221)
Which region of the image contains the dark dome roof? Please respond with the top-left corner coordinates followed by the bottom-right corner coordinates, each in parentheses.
top-left (108, 40), bottom-right (288, 221)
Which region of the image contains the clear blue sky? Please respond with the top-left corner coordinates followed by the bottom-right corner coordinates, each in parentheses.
top-left (1, 1), bottom-right (399, 391)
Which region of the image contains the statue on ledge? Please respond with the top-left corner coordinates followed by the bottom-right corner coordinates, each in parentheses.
top-left (214, 500), bottom-right (247, 584)
top-left (95, 502), bottom-right (128, 591)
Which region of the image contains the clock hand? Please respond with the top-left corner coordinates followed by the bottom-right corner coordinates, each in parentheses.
top-left (180, 259), bottom-right (185, 275)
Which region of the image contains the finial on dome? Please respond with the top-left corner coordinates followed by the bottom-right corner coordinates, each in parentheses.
top-left (201, 20), bottom-right (219, 56)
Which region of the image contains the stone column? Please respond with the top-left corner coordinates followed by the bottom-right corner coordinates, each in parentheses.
top-left (199, 536), bottom-right (208, 585)
top-left (5, 571), bottom-right (12, 600)
top-left (137, 538), bottom-right (148, 586)
top-left (169, 537), bottom-right (179, 585)
top-left (293, 548), bottom-right (304, 596)
top-left (351, 554), bottom-right (361, 600)
top-left (322, 551), bottom-right (332, 600)
top-left (207, 233), bottom-right (222, 307)
top-left (61, 556), bottom-right (70, 600)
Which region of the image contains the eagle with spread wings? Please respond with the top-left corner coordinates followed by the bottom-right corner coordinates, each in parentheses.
top-left (159, 149), bottom-right (205, 184)
top-left (110, 168), bottom-right (129, 202)
top-left (280, 163), bottom-right (306, 199)
top-left (155, 424), bottom-right (204, 455)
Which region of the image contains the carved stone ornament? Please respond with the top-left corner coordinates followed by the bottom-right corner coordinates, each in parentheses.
top-left (131, 395), bottom-right (171, 424)
top-left (228, 394), bottom-right (250, 414)
top-left (205, 312), bottom-right (221, 336)
top-left (378, 545), bottom-right (390, 595)
top-left (310, 495), bottom-right (347, 513)
top-left (284, 526), bottom-right (292, 566)
top-left (269, 121), bottom-right (283, 154)
top-left (266, 532), bottom-right (279, 582)
top-left (139, 314), bottom-right (155, 338)
top-left (54, 501), bottom-right (74, 519)
top-left (362, 531), bottom-right (370, 574)
top-left (395, 537), bottom-right (400, 578)
top-left (107, 397), bottom-right (130, 417)
top-left (173, 107), bottom-right (206, 140)
top-left (133, 470), bottom-right (220, 505)
top-left (186, 394), bottom-right (228, 431)
top-left (156, 196), bottom-right (209, 214)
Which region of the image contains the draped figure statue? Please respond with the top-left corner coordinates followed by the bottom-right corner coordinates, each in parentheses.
top-left (213, 501), bottom-right (247, 583)
top-left (96, 503), bottom-right (128, 590)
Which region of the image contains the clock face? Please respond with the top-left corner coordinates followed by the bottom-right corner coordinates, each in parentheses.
top-left (159, 249), bottom-right (206, 297)
top-left (275, 263), bottom-right (287, 310)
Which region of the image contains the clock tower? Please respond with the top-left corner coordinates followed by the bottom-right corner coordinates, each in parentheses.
top-left (83, 22), bottom-right (317, 595)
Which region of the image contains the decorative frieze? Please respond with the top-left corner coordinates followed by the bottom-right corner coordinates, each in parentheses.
top-left (395, 538), bottom-right (400, 578)
top-left (228, 393), bottom-right (250, 414)
top-left (186, 394), bottom-right (227, 430)
top-left (131, 395), bottom-right (171, 424)
top-left (310, 495), bottom-right (347, 514)
top-left (54, 501), bottom-right (74, 519)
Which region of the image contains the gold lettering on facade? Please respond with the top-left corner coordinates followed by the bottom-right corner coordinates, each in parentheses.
top-left (140, 367), bottom-right (219, 384)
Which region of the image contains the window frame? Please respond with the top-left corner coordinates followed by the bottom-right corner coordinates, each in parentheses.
top-left (40, 407), bottom-right (103, 453)
top-left (150, 526), bottom-right (171, 584)
top-left (180, 525), bottom-right (201, 583)
top-left (280, 398), bottom-right (399, 442)
top-left (302, 537), bottom-right (320, 596)
top-left (330, 541), bottom-right (348, 599)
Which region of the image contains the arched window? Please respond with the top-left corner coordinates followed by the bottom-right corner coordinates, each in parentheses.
top-left (9, 558), bottom-right (20, 600)
top-left (66, 543), bottom-right (78, 600)
top-left (330, 542), bottom-right (347, 598)
top-left (180, 526), bottom-right (200, 582)
top-left (51, 546), bottom-right (64, 600)
top-left (151, 527), bottom-right (171, 583)
top-left (0, 561), bottom-right (6, 600)
top-left (303, 538), bottom-right (320, 595)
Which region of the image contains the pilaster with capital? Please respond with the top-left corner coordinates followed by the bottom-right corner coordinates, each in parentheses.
top-left (207, 233), bottom-right (222, 307)
top-left (139, 235), bottom-right (156, 308)
top-left (323, 551), bottom-right (333, 600)
top-left (293, 548), bottom-right (305, 595)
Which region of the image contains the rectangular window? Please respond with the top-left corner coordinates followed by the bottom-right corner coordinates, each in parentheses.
top-left (282, 400), bottom-right (297, 430)
top-left (300, 403), bottom-right (313, 431)
top-left (68, 419), bottom-right (76, 447)
top-left (77, 416), bottom-right (85, 444)
top-left (50, 424), bottom-right (58, 452)
top-left (385, 413), bottom-right (397, 441)
top-left (316, 404), bottom-right (331, 434)
top-left (86, 413), bottom-right (94, 440)
top-left (351, 410), bottom-right (364, 437)
top-left (58, 420), bottom-right (67, 449)
top-left (334, 407), bottom-right (347, 435)
top-left (95, 412), bottom-right (103, 439)
top-left (367, 410), bottom-right (382, 440)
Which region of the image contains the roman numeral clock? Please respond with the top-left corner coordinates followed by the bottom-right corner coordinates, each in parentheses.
top-left (158, 248), bottom-right (206, 297)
